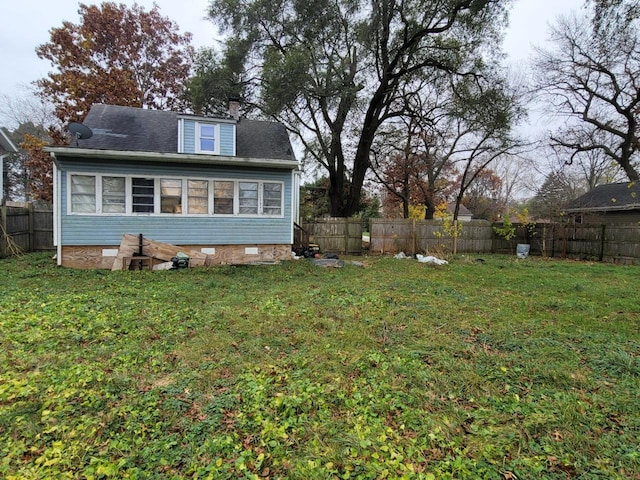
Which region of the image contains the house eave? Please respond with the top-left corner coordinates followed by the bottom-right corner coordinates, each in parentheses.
top-left (565, 204), bottom-right (640, 214)
top-left (45, 147), bottom-right (299, 170)
top-left (0, 128), bottom-right (18, 153)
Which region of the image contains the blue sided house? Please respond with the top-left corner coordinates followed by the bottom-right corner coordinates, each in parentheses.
top-left (47, 104), bottom-right (301, 268)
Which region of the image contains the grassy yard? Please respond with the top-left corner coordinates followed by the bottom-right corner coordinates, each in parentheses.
top-left (1, 253), bottom-right (639, 479)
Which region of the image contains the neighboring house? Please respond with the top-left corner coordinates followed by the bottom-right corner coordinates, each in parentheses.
top-left (46, 103), bottom-right (300, 268)
top-left (565, 181), bottom-right (640, 225)
top-left (0, 127), bottom-right (18, 203)
top-left (447, 202), bottom-right (473, 222)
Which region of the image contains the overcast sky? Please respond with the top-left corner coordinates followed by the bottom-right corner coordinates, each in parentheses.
top-left (1, 0), bottom-right (585, 115)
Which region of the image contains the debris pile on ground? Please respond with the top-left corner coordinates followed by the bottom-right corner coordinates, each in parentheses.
top-left (416, 254), bottom-right (448, 265)
top-left (310, 253), bottom-right (366, 268)
top-left (312, 258), bottom-right (345, 268)
top-left (393, 252), bottom-right (448, 265)
top-left (111, 233), bottom-right (210, 271)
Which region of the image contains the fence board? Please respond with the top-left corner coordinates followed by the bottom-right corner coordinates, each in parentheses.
top-left (33, 209), bottom-right (54, 251)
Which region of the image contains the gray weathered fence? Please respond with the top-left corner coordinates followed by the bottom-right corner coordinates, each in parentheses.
top-left (304, 217), bottom-right (639, 264)
top-left (369, 219), bottom-right (493, 255)
top-left (0, 205), bottom-right (54, 257)
top-left (301, 217), bottom-right (363, 254)
top-left (554, 224), bottom-right (640, 264)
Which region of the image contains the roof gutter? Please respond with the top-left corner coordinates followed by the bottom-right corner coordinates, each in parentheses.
top-left (565, 204), bottom-right (640, 213)
top-left (45, 146), bottom-right (300, 170)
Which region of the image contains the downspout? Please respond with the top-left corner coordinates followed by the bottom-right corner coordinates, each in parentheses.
top-left (51, 153), bottom-right (62, 265)
top-left (291, 170), bottom-right (301, 244)
top-left (0, 154), bottom-right (6, 203)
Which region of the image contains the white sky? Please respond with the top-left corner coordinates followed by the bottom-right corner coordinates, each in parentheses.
top-left (0, 0), bottom-right (585, 113)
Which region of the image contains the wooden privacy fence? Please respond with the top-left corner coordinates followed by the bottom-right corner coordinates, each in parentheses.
top-left (301, 217), bottom-right (363, 254)
top-left (369, 219), bottom-right (493, 255)
top-left (0, 205), bottom-right (54, 257)
top-left (305, 217), bottom-right (640, 264)
top-left (554, 224), bottom-right (640, 264)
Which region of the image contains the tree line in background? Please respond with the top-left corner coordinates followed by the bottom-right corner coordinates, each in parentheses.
top-left (1, 0), bottom-right (638, 224)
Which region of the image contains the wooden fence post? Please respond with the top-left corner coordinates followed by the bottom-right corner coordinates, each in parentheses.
top-left (599, 224), bottom-right (606, 262)
top-left (412, 218), bottom-right (416, 255)
top-left (344, 217), bottom-right (348, 255)
top-left (28, 202), bottom-right (34, 252)
top-left (0, 206), bottom-right (6, 257)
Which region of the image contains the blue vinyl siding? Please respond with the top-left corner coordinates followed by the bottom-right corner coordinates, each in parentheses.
top-left (58, 158), bottom-right (293, 246)
top-left (181, 119), bottom-right (235, 156)
top-left (183, 121), bottom-right (196, 154)
top-left (219, 123), bottom-right (235, 156)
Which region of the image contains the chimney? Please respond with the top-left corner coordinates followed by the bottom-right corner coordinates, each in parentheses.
top-left (228, 98), bottom-right (240, 121)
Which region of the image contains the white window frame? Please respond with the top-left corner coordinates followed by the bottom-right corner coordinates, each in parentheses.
top-left (186, 179), bottom-right (209, 215)
top-left (66, 172), bottom-right (284, 218)
top-left (69, 174), bottom-right (97, 213)
top-left (195, 122), bottom-right (220, 155)
top-left (101, 176), bottom-right (126, 214)
top-left (131, 177), bottom-right (156, 214)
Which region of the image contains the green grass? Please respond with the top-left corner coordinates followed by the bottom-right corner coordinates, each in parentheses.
top-left (1, 253), bottom-right (639, 479)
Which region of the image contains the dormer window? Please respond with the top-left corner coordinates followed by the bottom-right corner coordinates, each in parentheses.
top-left (198, 123), bottom-right (216, 153)
top-left (179, 118), bottom-right (236, 156)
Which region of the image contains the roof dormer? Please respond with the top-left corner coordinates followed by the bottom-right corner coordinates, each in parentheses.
top-left (178, 116), bottom-right (236, 156)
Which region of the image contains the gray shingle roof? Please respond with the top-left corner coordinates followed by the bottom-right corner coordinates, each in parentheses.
top-left (75, 104), bottom-right (295, 161)
top-left (566, 182), bottom-right (640, 212)
top-left (0, 127), bottom-right (18, 153)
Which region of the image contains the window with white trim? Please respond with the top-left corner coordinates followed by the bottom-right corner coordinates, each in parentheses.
top-left (132, 177), bottom-right (155, 213)
top-left (239, 181), bottom-right (259, 214)
top-left (187, 180), bottom-right (208, 214)
top-left (197, 123), bottom-right (217, 153)
top-left (102, 176), bottom-right (125, 213)
top-left (160, 178), bottom-right (182, 213)
top-left (213, 181), bottom-right (234, 214)
top-left (263, 182), bottom-right (282, 215)
top-left (70, 175), bottom-right (96, 213)
top-left (67, 173), bottom-right (284, 217)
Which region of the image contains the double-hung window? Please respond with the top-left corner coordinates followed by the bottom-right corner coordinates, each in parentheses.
top-left (102, 176), bottom-right (125, 213)
top-left (187, 180), bottom-right (208, 214)
top-left (160, 179), bottom-right (182, 214)
top-left (213, 181), bottom-right (234, 214)
top-left (70, 175), bottom-right (96, 213)
top-left (197, 124), bottom-right (216, 153)
top-left (262, 182), bottom-right (282, 215)
top-left (239, 182), bottom-right (259, 215)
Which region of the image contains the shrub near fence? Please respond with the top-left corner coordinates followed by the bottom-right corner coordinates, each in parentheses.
top-left (0, 205), bottom-right (54, 257)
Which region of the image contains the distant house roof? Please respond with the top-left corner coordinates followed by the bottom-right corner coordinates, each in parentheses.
top-left (0, 127), bottom-right (18, 153)
top-left (447, 202), bottom-right (473, 217)
top-left (566, 182), bottom-right (640, 213)
top-left (70, 104), bottom-right (296, 162)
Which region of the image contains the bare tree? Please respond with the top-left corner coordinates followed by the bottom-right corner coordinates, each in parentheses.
top-left (533, 12), bottom-right (640, 181)
top-left (0, 89), bottom-right (56, 201)
top-left (371, 86), bottom-right (454, 220)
